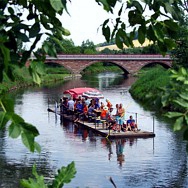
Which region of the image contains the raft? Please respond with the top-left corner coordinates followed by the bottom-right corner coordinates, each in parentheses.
top-left (48, 108), bottom-right (155, 139)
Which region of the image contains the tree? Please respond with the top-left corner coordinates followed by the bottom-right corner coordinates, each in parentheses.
top-left (170, 16), bottom-right (188, 69)
top-left (80, 39), bottom-right (97, 54)
top-left (39, 38), bottom-right (81, 55)
top-left (0, 0), bottom-right (187, 186)
top-left (100, 0), bottom-right (183, 55)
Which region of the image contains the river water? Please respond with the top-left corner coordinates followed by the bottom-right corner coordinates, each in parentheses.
top-left (0, 72), bottom-right (188, 188)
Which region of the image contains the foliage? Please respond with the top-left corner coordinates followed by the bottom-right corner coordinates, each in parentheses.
top-left (170, 16), bottom-right (188, 69)
top-left (0, 0), bottom-right (71, 84)
top-left (130, 66), bottom-right (188, 142)
top-left (41, 38), bottom-right (81, 55)
top-left (129, 65), bottom-right (170, 105)
top-left (0, 0), bottom-right (187, 187)
top-left (99, 0), bottom-right (183, 55)
top-left (162, 68), bottom-right (188, 134)
top-left (45, 66), bottom-right (70, 75)
top-left (80, 39), bottom-right (98, 54)
top-left (20, 162), bottom-right (76, 188)
top-left (82, 62), bottom-right (123, 74)
top-left (0, 95), bottom-right (41, 152)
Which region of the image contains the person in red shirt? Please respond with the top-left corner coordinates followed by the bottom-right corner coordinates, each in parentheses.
top-left (100, 106), bottom-right (108, 120)
top-left (106, 99), bottom-right (113, 110)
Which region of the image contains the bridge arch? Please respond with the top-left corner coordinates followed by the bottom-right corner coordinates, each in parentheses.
top-left (135, 60), bottom-right (171, 73)
top-left (80, 61), bottom-right (130, 75)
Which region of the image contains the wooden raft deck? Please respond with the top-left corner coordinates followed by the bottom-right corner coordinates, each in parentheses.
top-left (48, 109), bottom-right (155, 139)
top-left (75, 120), bottom-right (155, 139)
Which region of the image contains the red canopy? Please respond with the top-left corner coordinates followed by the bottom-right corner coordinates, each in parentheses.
top-left (63, 87), bottom-right (103, 99)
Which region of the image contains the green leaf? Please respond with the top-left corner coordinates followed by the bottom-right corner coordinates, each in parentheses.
top-left (102, 25), bottom-right (111, 42)
top-left (21, 131), bottom-right (35, 152)
top-left (174, 99), bottom-right (188, 108)
top-left (40, 15), bottom-right (51, 30)
top-left (158, 41), bottom-right (167, 56)
top-left (163, 38), bottom-right (176, 50)
top-left (51, 37), bottom-right (66, 52)
top-left (118, 4), bottom-right (124, 16)
top-left (179, 93), bottom-right (188, 101)
top-left (34, 142), bottom-right (41, 153)
top-left (32, 72), bottom-right (41, 85)
top-left (161, 95), bottom-right (168, 107)
top-left (50, 0), bottom-right (64, 12)
top-left (183, 128), bottom-right (188, 141)
top-left (173, 117), bottom-right (183, 131)
top-left (128, 10), bottom-right (143, 26)
top-left (147, 25), bottom-right (157, 41)
top-left (20, 164), bottom-right (47, 187)
top-left (153, 23), bottom-right (164, 42)
top-left (50, 161), bottom-right (76, 188)
top-left (16, 32), bottom-right (30, 42)
top-left (129, 0), bottom-right (143, 13)
top-left (21, 122), bottom-right (40, 137)
top-left (0, 111), bottom-right (9, 129)
top-left (180, 67), bottom-right (187, 76)
top-left (0, 44), bottom-right (10, 72)
top-left (8, 122), bottom-right (21, 138)
top-left (185, 115), bottom-right (188, 126)
top-left (165, 112), bottom-right (184, 118)
top-left (11, 112), bottom-right (24, 123)
top-left (8, 7), bottom-right (14, 15)
top-left (30, 61), bottom-right (45, 76)
top-left (29, 22), bottom-right (40, 38)
top-left (164, 20), bottom-right (178, 31)
top-left (0, 96), bottom-right (14, 112)
top-left (14, 23), bottom-right (29, 31)
top-left (115, 33), bottom-right (123, 49)
top-left (60, 27), bottom-right (70, 36)
top-left (138, 26), bottom-right (145, 44)
top-left (42, 41), bottom-right (57, 57)
top-left (96, 0), bottom-right (112, 12)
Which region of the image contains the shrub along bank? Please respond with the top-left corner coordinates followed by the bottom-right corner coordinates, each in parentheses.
top-left (0, 66), bottom-right (69, 93)
top-left (129, 65), bottom-right (170, 110)
top-left (0, 63), bottom-right (122, 94)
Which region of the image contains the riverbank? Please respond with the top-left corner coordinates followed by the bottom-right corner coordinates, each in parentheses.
top-left (129, 65), bottom-right (170, 111)
top-left (0, 63), bottom-right (123, 94)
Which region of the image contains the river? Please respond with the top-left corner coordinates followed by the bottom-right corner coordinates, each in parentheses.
top-left (0, 72), bottom-right (188, 188)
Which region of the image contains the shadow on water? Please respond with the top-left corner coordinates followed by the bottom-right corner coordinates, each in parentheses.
top-left (0, 130), bottom-right (56, 187)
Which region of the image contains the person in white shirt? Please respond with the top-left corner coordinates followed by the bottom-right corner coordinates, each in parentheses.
top-left (67, 97), bottom-right (74, 114)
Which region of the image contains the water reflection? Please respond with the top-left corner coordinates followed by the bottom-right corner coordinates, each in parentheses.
top-left (1, 72), bottom-right (188, 188)
top-left (115, 139), bottom-right (125, 167)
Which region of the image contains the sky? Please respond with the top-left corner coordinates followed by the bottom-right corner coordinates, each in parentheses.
top-left (60, 0), bottom-right (119, 46)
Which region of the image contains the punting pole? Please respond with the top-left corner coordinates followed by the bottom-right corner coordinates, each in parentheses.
top-left (153, 116), bottom-right (155, 133)
top-left (135, 113), bottom-right (138, 125)
top-left (55, 101), bottom-right (58, 114)
top-left (55, 101), bottom-right (58, 123)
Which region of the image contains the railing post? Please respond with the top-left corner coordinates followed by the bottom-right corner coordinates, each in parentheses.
top-left (153, 116), bottom-right (155, 133)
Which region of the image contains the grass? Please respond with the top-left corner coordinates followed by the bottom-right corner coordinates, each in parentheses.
top-left (82, 62), bottom-right (124, 74)
top-left (129, 65), bottom-right (170, 101)
top-left (0, 66), bottom-right (69, 94)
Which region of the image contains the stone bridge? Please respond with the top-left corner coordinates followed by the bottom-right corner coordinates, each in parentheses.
top-left (41, 54), bottom-right (172, 75)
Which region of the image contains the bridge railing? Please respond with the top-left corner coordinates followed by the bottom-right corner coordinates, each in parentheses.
top-left (43, 54), bottom-right (171, 60)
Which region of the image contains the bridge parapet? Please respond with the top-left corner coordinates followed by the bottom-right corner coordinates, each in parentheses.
top-left (44, 54), bottom-right (171, 61)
